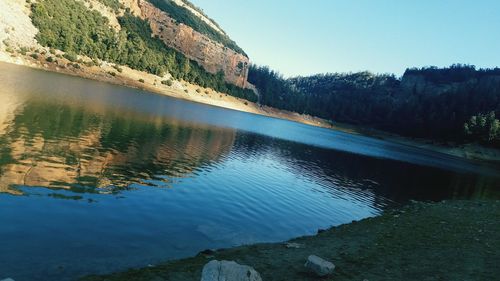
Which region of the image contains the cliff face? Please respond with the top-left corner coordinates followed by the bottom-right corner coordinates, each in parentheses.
top-left (138, 0), bottom-right (249, 88)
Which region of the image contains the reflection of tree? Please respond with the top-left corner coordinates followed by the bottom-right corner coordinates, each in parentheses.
top-left (232, 133), bottom-right (500, 206)
top-left (0, 100), bottom-right (236, 194)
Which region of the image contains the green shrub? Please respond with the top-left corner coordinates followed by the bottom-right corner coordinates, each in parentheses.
top-left (464, 111), bottom-right (500, 143)
top-left (138, 78), bottom-right (145, 83)
top-left (161, 79), bottom-right (173, 86)
top-left (63, 52), bottom-right (78, 62)
top-left (112, 64), bottom-right (123, 73)
top-left (30, 53), bottom-right (39, 59)
top-left (19, 47), bottom-right (29, 55)
top-left (97, 0), bottom-right (121, 13)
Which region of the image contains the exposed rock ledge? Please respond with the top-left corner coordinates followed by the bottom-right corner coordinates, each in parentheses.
top-left (137, 0), bottom-right (250, 88)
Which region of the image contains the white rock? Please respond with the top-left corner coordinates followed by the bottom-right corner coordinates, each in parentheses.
top-left (304, 255), bottom-right (335, 276)
top-left (285, 242), bottom-right (304, 249)
top-left (1, 278), bottom-right (15, 281)
top-left (201, 260), bottom-right (262, 281)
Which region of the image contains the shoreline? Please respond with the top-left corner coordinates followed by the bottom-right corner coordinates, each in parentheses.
top-left (1, 50), bottom-right (499, 163)
top-left (81, 200), bottom-right (500, 281)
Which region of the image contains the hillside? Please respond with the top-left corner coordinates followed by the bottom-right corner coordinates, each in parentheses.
top-left (248, 64), bottom-right (500, 147)
top-left (1, 0), bottom-right (252, 93)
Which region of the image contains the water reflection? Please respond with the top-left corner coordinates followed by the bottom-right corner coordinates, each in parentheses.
top-left (231, 133), bottom-right (500, 205)
top-left (0, 62), bottom-right (499, 281)
top-left (0, 98), bottom-right (236, 194)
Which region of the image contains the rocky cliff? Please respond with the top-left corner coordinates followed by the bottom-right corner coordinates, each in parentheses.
top-left (137, 0), bottom-right (250, 88)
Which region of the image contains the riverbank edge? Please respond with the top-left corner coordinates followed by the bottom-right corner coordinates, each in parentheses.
top-left (1, 51), bottom-right (499, 163)
top-left (80, 200), bottom-right (500, 281)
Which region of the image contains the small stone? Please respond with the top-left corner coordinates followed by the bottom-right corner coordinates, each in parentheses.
top-left (304, 255), bottom-right (335, 277)
top-left (285, 242), bottom-right (304, 249)
top-left (201, 260), bottom-right (262, 281)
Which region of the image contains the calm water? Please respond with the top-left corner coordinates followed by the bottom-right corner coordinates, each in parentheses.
top-left (0, 62), bottom-right (499, 281)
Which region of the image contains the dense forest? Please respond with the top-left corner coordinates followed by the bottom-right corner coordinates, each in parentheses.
top-left (248, 64), bottom-right (500, 147)
top-left (30, 0), bottom-right (256, 102)
top-left (147, 0), bottom-right (245, 55)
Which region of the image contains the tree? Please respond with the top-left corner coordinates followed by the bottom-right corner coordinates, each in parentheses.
top-left (464, 111), bottom-right (500, 143)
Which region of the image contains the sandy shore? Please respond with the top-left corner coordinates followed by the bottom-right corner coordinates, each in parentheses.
top-left (1, 49), bottom-right (499, 163)
top-left (81, 200), bottom-right (500, 281)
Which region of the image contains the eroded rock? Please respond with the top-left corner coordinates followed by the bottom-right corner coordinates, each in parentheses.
top-left (138, 0), bottom-right (249, 88)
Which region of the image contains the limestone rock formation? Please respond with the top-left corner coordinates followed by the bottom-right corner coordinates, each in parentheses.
top-left (137, 0), bottom-right (250, 88)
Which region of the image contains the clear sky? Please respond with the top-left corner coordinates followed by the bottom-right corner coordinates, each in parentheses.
top-left (189, 0), bottom-right (500, 77)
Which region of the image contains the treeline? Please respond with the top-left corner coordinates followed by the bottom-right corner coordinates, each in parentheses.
top-left (31, 0), bottom-right (256, 101)
top-left (404, 64), bottom-right (500, 83)
top-left (248, 64), bottom-right (500, 147)
top-left (147, 0), bottom-right (246, 56)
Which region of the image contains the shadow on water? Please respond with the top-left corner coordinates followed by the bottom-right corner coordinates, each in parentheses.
top-left (0, 62), bottom-right (499, 281)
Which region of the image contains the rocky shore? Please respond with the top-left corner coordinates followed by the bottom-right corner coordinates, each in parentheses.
top-left (80, 200), bottom-right (500, 281)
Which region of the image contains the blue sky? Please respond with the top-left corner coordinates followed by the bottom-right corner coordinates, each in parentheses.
top-left (189, 0), bottom-right (500, 77)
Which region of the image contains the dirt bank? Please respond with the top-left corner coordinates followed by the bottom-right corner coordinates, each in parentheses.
top-left (81, 200), bottom-right (500, 281)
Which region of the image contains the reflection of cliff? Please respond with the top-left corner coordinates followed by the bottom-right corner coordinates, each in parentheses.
top-left (0, 100), bottom-right (236, 194)
top-left (0, 90), bottom-right (25, 136)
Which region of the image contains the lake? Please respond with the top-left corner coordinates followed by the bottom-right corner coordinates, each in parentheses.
top-left (0, 62), bottom-right (498, 281)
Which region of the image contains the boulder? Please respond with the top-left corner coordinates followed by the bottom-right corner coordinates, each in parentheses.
top-left (304, 255), bottom-right (335, 277)
top-left (201, 260), bottom-right (262, 281)
top-left (1, 278), bottom-right (15, 281)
